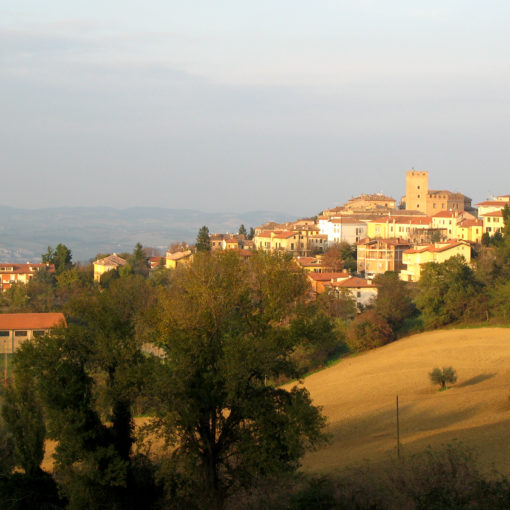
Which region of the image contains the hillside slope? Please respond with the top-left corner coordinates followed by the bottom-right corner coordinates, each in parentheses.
top-left (294, 328), bottom-right (510, 476)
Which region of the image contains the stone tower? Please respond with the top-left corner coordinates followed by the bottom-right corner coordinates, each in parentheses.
top-left (405, 170), bottom-right (428, 212)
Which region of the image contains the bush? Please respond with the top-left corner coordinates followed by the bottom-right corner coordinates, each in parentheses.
top-left (429, 366), bottom-right (457, 390)
top-left (346, 310), bottom-right (394, 352)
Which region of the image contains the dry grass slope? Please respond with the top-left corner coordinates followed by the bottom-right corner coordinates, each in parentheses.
top-left (292, 328), bottom-right (510, 476)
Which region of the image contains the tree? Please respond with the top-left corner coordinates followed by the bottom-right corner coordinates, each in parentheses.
top-left (373, 272), bottom-right (415, 329)
top-left (416, 256), bottom-right (487, 328)
top-left (196, 225), bottom-right (211, 252)
top-left (429, 367), bottom-right (457, 390)
top-left (13, 275), bottom-right (159, 509)
top-left (247, 227), bottom-right (255, 240)
top-left (150, 251), bottom-right (327, 508)
top-left (238, 224), bottom-right (247, 237)
top-left (42, 244), bottom-right (73, 274)
top-left (129, 242), bottom-right (149, 277)
top-left (346, 310), bottom-right (394, 351)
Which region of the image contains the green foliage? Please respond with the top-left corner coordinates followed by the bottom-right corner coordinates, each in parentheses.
top-left (42, 243), bottom-right (73, 274)
top-left (150, 251), bottom-right (327, 508)
top-left (196, 225), bottom-right (211, 252)
top-left (316, 290), bottom-right (357, 321)
top-left (1, 367), bottom-right (45, 475)
top-left (429, 366), bottom-right (458, 390)
top-left (13, 275), bottom-right (158, 509)
top-left (373, 271), bottom-right (415, 329)
top-left (248, 227), bottom-right (255, 240)
top-left (416, 256), bottom-right (488, 328)
top-left (128, 242), bottom-right (149, 277)
top-left (346, 310), bottom-right (394, 351)
top-left (238, 224), bottom-right (247, 237)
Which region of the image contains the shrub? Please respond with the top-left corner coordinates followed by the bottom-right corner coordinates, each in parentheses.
top-left (346, 310), bottom-right (394, 352)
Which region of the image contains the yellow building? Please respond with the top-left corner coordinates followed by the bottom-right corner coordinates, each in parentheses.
top-left (165, 250), bottom-right (193, 269)
top-left (366, 216), bottom-right (433, 242)
top-left (481, 211), bottom-right (504, 237)
top-left (93, 253), bottom-right (128, 282)
top-left (400, 241), bottom-right (471, 282)
top-left (455, 219), bottom-right (483, 243)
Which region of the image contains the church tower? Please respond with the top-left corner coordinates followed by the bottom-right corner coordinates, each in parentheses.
top-left (405, 170), bottom-right (428, 212)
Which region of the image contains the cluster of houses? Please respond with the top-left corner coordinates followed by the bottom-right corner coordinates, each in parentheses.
top-left (0, 171), bottom-right (508, 359)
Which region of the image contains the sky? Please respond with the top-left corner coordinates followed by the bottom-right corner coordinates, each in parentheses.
top-left (1, 1), bottom-right (509, 216)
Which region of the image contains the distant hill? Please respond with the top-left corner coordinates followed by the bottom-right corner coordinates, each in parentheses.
top-left (0, 206), bottom-right (294, 263)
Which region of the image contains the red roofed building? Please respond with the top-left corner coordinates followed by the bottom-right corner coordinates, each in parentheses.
top-left (356, 239), bottom-right (411, 278)
top-left (324, 276), bottom-right (378, 308)
top-left (400, 241), bottom-right (471, 282)
top-left (0, 263), bottom-right (55, 292)
top-left (0, 313), bottom-right (66, 354)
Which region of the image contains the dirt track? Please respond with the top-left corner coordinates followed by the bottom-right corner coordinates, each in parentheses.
top-left (293, 328), bottom-right (510, 476)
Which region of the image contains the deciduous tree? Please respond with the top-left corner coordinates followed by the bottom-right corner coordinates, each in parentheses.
top-left (150, 251), bottom-right (327, 508)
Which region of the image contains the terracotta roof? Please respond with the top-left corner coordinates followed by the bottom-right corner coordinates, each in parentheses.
top-left (0, 313), bottom-right (66, 330)
top-left (325, 277), bottom-right (375, 289)
top-left (307, 272), bottom-right (350, 281)
top-left (476, 200), bottom-right (510, 206)
top-left (432, 211), bottom-right (458, 218)
top-left (295, 257), bottom-right (320, 266)
top-left (403, 241), bottom-right (468, 255)
top-left (346, 193), bottom-right (395, 202)
top-left (330, 218), bottom-right (366, 224)
top-left (166, 250), bottom-right (192, 261)
top-left (94, 253), bottom-right (128, 267)
top-left (481, 211), bottom-right (503, 218)
top-left (458, 219), bottom-right (483, 228)
top-left (0, 263), bottom-right (55, 274)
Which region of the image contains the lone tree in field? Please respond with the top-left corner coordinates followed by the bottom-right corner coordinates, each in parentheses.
top-left (429, 366), bottom-right (457, 390)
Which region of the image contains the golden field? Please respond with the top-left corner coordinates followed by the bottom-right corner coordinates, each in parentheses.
top-left (294, 327), bottom-right (510, 476)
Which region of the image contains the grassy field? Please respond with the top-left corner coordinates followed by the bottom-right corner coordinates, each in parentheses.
top-left (291, 328), bottom-right (510, 476)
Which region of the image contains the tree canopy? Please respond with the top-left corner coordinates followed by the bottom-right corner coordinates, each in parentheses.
top-left (149, 251), bottom-right (327, 508)
top-left (196, 225), bottom-right (211, 252)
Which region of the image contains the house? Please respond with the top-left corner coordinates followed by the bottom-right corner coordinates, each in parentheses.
top-left (400, 241), bottom-right (472, 282)
top-left (0, 263), bottom-right (55, 292)
top-left (323, 277), bottom-right (378, 309)
top-left (318, 216), bottom-right (367, 245)
top-left (366, 216), bottom-right (433, 243)
top-left (295, 256), bottom-right (333, 274)
top-left (481, 211), bottom-right (505, 237)
top-left (93, 253), bottom-right (128, 282)
top-left (455, 218), bottom-right (483, 243)
top-left (343, 193), bottom-right (396, 212)
top-left (356, 239), bottom-right (411, 278)
top-left (165, 250), bottom-right (193, 269)
top-left (0, 313), bottom-right (66, 354)
top-left (476, 196), bottom-right (510, 217)
top-left (306, 272), bottom-right (350, 294)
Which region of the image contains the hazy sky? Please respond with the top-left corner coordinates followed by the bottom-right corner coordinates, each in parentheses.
top-left (1, 1), bottom-right (509, 215)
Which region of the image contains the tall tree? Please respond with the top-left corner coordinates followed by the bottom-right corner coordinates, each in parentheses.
top-left (150, 251), bottom-right (326, 508)
top-left (42, 244), bottom-right (73, 274)
top-left (196, 225), bottom-right (211, 252)
top-left (416, 256), bottom-right (487, 328)
top-left (238, 224), bottom-right (247, 237)
top-left (247, 227), bottom-right (255, 240)
top-left (373, 271), bottom-right (415, 329)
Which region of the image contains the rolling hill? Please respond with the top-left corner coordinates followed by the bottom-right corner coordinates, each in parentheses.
top-left (294, 327), bottom-right (510, 476)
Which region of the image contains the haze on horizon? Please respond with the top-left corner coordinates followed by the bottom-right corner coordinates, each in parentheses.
top-left (1, 1), bottom-right (508, 217)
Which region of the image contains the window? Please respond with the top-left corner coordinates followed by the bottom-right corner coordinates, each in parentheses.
top-left (0, 331), bottom-right (9, 337)
top-left (433, 203), bottom-right (436, 209)
top-left (33, 330), bottom-right (45, 337)
top-left (14, 331), bottom-right (27, 337)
